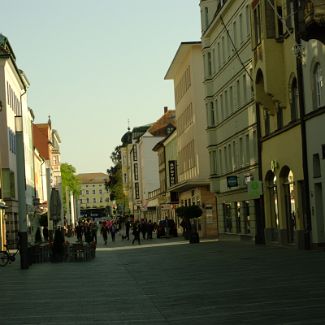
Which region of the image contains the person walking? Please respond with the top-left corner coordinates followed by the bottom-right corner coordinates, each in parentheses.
top-left (91, 221), bottom-right (98, 243)
top-left (123, 219), bottom-right (131, 240)
top-left (146, 220), bottom-right (154, 240)
top-left (110, 222), bottom-right (116, 242)
top-left (101, 222), bottom-right (109, 245)
top-left (132, 221), bottom-right (141, 245)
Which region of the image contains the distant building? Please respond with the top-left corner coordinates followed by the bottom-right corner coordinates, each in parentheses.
top-left (77, 173), bottom-right (110, 219)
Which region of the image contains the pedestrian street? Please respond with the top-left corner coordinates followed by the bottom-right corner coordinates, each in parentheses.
top-left (1, 234), bottom-right (325, 324)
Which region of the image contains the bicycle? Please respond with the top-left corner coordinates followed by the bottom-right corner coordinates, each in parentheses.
top-left (0, 244), bottom-right (19, 266)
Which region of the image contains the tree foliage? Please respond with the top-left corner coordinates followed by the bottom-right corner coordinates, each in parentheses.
top-left (175, 205), bottom-right (203, 219)
top-left (60, 163), bottom-right (80, 210)
top-left (108, 146), bottom-right (128, 211)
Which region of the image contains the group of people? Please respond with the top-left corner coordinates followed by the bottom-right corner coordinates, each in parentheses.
top-left (49, 216), bottom-right (178, 247)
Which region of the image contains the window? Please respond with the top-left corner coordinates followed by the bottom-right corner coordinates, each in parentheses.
top-left (215, 99), bottom-right (219, 124)
top-left (228, 144), bottom-right (232, 172)
top-left (135, 182), bottom-right (140, 199)
top-left (93, 198), bottom-right (96, 203)
top-left (253, 130), bottom-right (257, 161)
top-left (229, 86), bottom-right (233, 114)
top-left (290, 78), bottom-right (299, 121)
top-left (246, 6), bottom-right (250, 37)
top-left (204, 7), bottom-right (209, 29)
top-left (239, 137), bottom-right (243, 166)
top-left (210, 102), bottom-right (215, 126)
top-left (224, 146), bottom-right (228, 172)
top-left (242, 74), bottom-right (247, 104)
top-left (277, 106), bottom-right (283, 130)
top-left (220, 94), bottom-right (224, 120)
top-left (254, 5), bottom-right (261, 46)
top-left (219, 149), bottom-right (223, 174)
top-left (245, 134), bottom-right (250, 164)
top-left (314, 63), bottom-right (323, 109)
top-left (224, 90), bottom-right (228, 117)
top-left (239, 14), bottom-right (243, 43)
top-left (134, 163), bottom-right (138, 180)
top-left (207, 52), bottom-right (212, 76)
top-left (92, 189), bottom-right (96, 194)
top-left (86, 190), bottom-right (89, 195)
top-left (99, 189), bottom-right (102, 194)
top-left (232, 141), bottom-right (237, 170)
top-left (276, 5), bottom-right (284, 38)
top-left (264, 110), bottom-right (270, 136)
top-left (132, 145), bottom-right (137, 161)
top-left (222, 36), bottom-right (225, 64)
top-left (313, 154), bottom-right (321, 178)
top-left (212, 48), bottom-right (216, 74)
top-left (236, 79), bottom-right (240, 108)
top-left (233, 21), bottom-right (237, 49)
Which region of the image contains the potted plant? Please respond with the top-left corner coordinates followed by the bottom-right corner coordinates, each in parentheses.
top-left (187, 205), bottom-right (202, 244)
top-left (176, 205), bottom-right (202, 243)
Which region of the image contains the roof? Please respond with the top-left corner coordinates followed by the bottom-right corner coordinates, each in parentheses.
top-left (132, 124), bottom-right (152, 141)
top-left (77, 173), bottom-right (109, 184)
top-left (147, 110), bottom-right (176, 136)
top-left (165, 41), bottom-right (201, 80)
top-left (33, 124), bottom-right (49, 160)
top-left (0, 34), bottom-right (16, 60)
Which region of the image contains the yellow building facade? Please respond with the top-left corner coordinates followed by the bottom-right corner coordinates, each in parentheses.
top-left (252, 0), bottom-right (306, 247)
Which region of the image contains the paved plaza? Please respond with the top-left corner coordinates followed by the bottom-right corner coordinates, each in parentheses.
top-left (1, 233), bottom-right (325, 324)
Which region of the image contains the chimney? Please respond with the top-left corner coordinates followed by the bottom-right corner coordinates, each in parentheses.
top-left (164, 106), bottom-right (168, 114)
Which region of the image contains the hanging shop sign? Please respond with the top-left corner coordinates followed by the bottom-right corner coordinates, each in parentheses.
top-left (227, 176), bottom-right (238, 188)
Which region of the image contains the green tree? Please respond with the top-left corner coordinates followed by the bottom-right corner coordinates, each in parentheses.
top-left (60, 163), bottom-right (80, 211)
top-left (108, 146), bottom-right (128, 213)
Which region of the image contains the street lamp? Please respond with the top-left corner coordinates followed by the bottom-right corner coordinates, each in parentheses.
top-left (15, 115), bottom-right (29, 269)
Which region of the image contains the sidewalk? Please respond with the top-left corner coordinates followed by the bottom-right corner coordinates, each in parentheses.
top-left (1, 234), bottom-right (325, 324)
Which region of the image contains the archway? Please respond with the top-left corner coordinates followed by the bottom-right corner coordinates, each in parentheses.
top-left (265, 170), bottom-right (279, 240)
top-left (280, 166), bottom-right (296, 243)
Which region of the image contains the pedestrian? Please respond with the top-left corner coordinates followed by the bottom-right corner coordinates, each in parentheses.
top-left (132, 221), bottom-right (141, 245)
top-left (140, 219), bottom-right (147, 240)
top-left (146, 220), bottom-right (154, 240)
top-left (75, 221), bottom-right (83, 242)
top-left (91, 221), bottom-right (98, 243)
top-left (124, 219), bottom-right (131, 240)
top-left (110, 222), bottom-right (117, 242)
top-left (101, 222), bottom-right (108, 245)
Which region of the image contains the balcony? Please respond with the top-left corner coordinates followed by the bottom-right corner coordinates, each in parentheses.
top-left (302, 0), bottom-right (325, 43)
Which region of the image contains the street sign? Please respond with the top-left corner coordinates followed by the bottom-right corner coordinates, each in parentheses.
top-left (247, 180), bottom-right (262, 198)
top-left (227, 176), bottom-right (238, 188)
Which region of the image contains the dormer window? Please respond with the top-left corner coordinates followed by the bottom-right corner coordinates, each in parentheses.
top-left (205, 7), bottom-right (209, 29)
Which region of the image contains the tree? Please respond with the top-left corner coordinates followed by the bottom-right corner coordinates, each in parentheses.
top-left (60, 163), bottom-right (80, 211)
top-left (108, 146), bottom-right (128, 213)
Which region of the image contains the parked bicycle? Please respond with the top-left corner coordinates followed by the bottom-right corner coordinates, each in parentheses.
top-left (0, 244), bottom-right (19, 266)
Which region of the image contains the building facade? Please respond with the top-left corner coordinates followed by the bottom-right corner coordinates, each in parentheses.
top-left (78, 173), bottom-right (110, 219)
top-left (301, 1), bottom-right (325, 246)
top-left (165, 41), bottom-right (218, 238)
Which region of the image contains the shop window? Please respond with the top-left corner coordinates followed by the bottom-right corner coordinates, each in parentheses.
top-left (313, 154), bottom-right (321, 178)
top-left (243, 201), bottom-right (250, 234)
top-left (223, 203), bottom-right (232, 232)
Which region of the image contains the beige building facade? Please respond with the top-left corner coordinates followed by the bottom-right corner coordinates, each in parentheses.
top-left (165, 41), bottom-right (218, 238)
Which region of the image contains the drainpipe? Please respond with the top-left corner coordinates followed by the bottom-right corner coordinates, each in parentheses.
top-left (294, 1), bottom-right (312, 249)
top-left (16, 89), bottom-right (29, 269)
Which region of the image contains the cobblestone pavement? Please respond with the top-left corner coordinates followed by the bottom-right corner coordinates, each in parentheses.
top-left (1, 232), bottom-right (325, 324)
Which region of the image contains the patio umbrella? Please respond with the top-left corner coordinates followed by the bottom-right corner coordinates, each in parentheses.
top-left (50, 188), bottom-right (62, 226)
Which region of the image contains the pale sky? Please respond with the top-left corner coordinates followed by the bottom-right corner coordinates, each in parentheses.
top-left (1, 0), bottom-right (201, 174)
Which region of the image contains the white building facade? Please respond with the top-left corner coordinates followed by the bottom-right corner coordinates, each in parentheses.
top-left (200, 0), bottom-right (259, 240)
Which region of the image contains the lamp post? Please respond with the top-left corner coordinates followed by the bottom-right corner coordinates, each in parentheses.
top-left (15, 115), bottom-right (29, 269)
